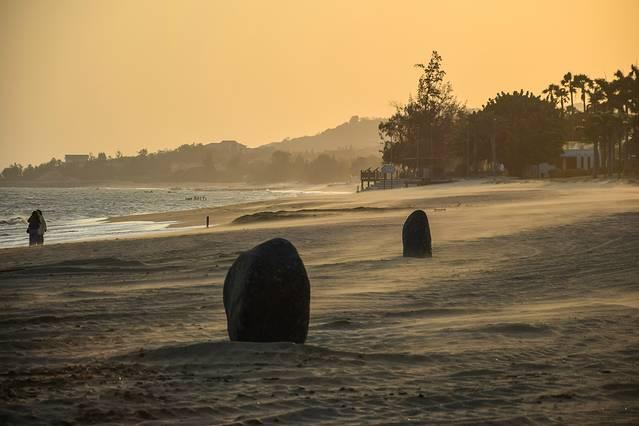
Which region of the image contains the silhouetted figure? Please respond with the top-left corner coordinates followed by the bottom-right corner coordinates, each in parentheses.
top-left (26, 211), bottom-right (40, 247)
top-left (402, 210), bottom-right (432, 257)
top-left (36, 210), bottom-right (47, 245)
top-left (223, 238), bottom-right (310, 343)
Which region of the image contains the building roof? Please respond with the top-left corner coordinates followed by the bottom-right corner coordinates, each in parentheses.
top-left (562, 141), bottom-right (593, 151)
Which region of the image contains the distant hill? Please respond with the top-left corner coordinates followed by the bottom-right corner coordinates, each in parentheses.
top-left (1, 117), bottom-right (384, 185)
top-left (261, 116), bottom-right (383, 153)
top-left (203, 140), bottom-right (247, 157)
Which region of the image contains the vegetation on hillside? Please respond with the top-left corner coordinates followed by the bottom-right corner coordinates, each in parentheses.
top-left (0, 118), bottom-right (381, 185)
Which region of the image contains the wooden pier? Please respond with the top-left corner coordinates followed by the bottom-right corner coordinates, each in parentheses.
top-left (359, 166), bottom-right (399, 190)
top-left (360, 166), bottom-right (452, 191)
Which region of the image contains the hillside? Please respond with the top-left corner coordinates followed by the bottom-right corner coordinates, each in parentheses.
top-left (261, 116), bottom-right (383, 154)
top-left (1, 117), bottom-right (383, 185)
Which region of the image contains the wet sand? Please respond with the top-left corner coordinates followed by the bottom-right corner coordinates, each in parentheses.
top-left (1, 179), bottom-right (638, 424)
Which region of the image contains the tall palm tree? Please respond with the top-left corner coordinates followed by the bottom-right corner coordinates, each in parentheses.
top-left (588, 79), bottom-right (608, 112)
top-left (585, 80), bottom-right (610, 175)
top-left (629, 65), bottom-right (639, 114)
top-left (554, 85), bottom-right (568, 113)
top-left (589, 78), bottom-right (629, 175)
top-left (561, 72), bottom-right (576, 113)
top-left (611, 69), bottom-right (638, 169)
top-left (584, 113), bottom-right (602, 177)
top-left (629, 66), bottom-right (639, 161)
top-left (542, 83), bottom-right (559, 105)
top-left (572, 74), bottom-right (592, 112)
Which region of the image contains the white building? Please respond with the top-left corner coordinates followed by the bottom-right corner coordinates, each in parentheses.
top-left (560, 142), bottom-right (594, 170)
top-left (525, 142), bottom-right (595, 178)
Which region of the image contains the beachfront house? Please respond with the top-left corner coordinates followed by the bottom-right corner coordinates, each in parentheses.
top-left (525, 142), bottom-right (594, 178)
top-left (559, 142), bottom-right (594, 171)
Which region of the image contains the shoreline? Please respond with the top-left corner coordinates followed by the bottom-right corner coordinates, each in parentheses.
top-left (0, 179), bottom-right (359, 190)
top-left (1, 175), bottom-right (635, 188)
top-left (0, 183), bottom-right (356, 250)
top-left (2, 178), bottom-right (637, 253)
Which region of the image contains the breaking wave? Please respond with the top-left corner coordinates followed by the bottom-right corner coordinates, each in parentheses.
top-left (0, 216), bottom-right (26, 226)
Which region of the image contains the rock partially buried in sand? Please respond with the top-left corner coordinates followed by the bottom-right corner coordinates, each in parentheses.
top-left (402, 210), bottom-right (432, 257)
top-left (223, 238), bottom-right (310, 343)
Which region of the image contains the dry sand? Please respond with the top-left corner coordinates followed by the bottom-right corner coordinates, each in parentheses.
top-left (1, 179), bottom-right (638, 424)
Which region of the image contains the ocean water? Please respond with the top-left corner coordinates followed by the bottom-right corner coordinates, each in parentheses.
top-left (0, 186), bottom-right (347, 249)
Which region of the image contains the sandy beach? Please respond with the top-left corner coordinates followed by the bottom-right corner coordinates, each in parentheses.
top-left (1, 179), bottom-right (639, 424)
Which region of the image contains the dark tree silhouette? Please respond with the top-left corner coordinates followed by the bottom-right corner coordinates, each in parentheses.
top-left (379, 51), bottom-right (461, 177)
top-left (477, 91), bottom-right (564, 176)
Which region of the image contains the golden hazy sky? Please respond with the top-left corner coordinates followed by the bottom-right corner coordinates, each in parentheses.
top-left (1, 0), bottom-right (637, 167)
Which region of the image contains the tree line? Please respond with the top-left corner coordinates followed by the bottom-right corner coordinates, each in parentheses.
top-left (0, 141), bottom-right (379, 185)
top-left (379, 51), bottom-right (638, 178)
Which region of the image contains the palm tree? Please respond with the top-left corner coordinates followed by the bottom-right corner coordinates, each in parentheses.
top-left (561, 72), bottom-right (576, 113)
top-left (584, 112), bottom-right (604, 177)
top-left (542, 83), bottom-right (559, 105)
top-left (629, 66), bottom-right (639, 165)
top-left (611, 68), bottom-right (639, 170)
top-left (588, 79), bottom-right (608, 112)
top-left (554, 85), bottom-right (568, 113)
top-left (587, 78), bottom-right (629, 175)
top-left (629, 65), bottom-right (639, 113)
top-left (585, 80), bottom-right (609, 176)
top-left (572, 74), bottom-right (592, 112)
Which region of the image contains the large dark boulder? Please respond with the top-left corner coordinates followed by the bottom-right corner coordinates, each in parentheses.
top-left (402, 210), bottom-right (432, 257)
top-left (223, 238), bottom-right (310, 343)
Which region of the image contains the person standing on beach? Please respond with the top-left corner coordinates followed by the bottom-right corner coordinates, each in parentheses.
top-left (26, 211), bottom-right (41, 247)
top-left (36, 209), bottom-right (47, 245)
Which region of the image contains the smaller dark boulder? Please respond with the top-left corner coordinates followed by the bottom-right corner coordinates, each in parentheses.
top-left (223, 238), bottom-right (310, 343)
top-left (402, 210), bottom-right (432, 257)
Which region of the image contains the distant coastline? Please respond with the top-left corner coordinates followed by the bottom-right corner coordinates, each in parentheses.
top-left (0, 179), bottom-right (351, 190)
top-left (0, 117), bottom-right (382, 186)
